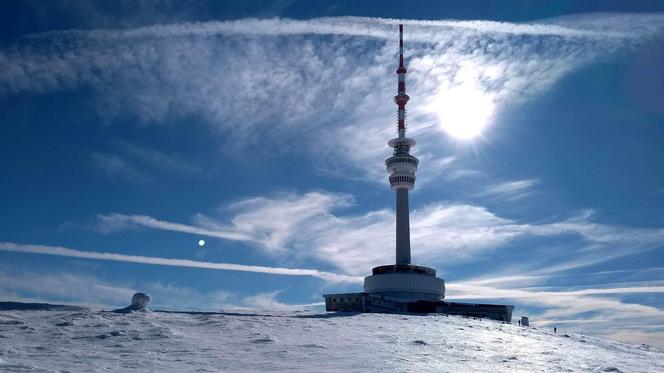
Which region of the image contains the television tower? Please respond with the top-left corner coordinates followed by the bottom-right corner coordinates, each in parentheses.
top-left (323, 25), bottom-right (514, 321)
top-left (386, 24), bottom-right (418, 265)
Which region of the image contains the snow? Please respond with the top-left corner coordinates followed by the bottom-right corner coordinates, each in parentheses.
top-left (0, 305), bottom-right (662, 372)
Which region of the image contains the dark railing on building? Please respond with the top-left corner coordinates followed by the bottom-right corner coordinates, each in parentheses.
top-left (371, 264), bottom-right (436, 276)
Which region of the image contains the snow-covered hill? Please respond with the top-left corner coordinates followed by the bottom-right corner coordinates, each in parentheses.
top-left (1, 304), bottom-right (662, 372)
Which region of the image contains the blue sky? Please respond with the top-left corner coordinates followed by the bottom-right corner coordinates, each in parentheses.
top-left (1, 0), bottom-right (663, 346)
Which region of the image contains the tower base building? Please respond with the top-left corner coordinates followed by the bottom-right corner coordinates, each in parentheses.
top-left (323, 292), bottom-right (514, 323)
top-left (324, 263), bottom-right (513, 322)
top-left (323, 25), bottom-right (513, 323)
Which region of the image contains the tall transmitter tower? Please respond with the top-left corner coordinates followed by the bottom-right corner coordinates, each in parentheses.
top-left (324, 25), bottom-right (513, 321)
top-left (388, 24), bottom-right (417, 265)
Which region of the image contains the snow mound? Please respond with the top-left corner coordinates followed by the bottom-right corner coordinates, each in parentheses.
top-left (0, 305), bottom-right (662, 372)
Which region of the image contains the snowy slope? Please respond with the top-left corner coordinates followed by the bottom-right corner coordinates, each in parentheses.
top-left (0, 306), bottom-right (662, 372)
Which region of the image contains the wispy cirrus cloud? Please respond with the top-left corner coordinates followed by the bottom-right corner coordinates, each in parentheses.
top-left (91, 151), bottom-right (148, 182)
top-left (477, 178), bottom-right (539, 200)
top-left (95, 191), bottom-right (664, 275)
top-left (113, 139), bottom-right (200, 174)
top-left (2, 15), bottom-right (662, 182)
top-left (91, 139), bottom-right (200, 182)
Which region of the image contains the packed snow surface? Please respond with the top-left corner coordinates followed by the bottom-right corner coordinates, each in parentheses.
top-left (0, 306), bottom-right (662, 372)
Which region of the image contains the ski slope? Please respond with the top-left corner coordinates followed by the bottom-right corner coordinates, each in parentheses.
top-left (0, 304), bottom-right (662, 372)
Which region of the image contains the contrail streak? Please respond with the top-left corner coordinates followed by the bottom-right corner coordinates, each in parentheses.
top-left (0, 242), bottom-right (362, 284)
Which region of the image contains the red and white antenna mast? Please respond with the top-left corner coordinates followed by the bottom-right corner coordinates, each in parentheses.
top-left (395, 24), bottom-right (410, 138)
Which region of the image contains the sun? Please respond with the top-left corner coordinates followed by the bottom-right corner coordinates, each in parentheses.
top-left (432, 84), bottom-right (495, 140)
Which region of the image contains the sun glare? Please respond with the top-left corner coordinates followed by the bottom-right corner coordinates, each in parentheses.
top-left (433, 85), bottom-right (495, 140)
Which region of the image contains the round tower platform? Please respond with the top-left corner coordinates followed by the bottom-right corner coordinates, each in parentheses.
top-left (363, 264), bottom-right (445, 301)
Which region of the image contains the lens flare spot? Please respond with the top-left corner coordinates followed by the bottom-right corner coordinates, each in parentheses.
top-left (198, 239), bottom-right (205, 247)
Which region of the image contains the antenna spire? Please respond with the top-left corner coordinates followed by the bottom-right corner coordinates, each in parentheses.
top-left (398, 24), bottom-right (406, 73)
top-left (395, 24), bottom-right (410, 137)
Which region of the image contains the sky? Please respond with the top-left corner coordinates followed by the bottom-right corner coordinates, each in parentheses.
top-left (1, 0), bottom-right (663, 347)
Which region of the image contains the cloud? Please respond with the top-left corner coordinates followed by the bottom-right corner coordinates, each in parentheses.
top-left (477, 178), bottom-right (539, 200)
top-left (239, 290), bottom-right (323, 311)
top-left (459, 268), bottom-right (664, 289)
top-left (446, 281), bottom-right (664, 347)
top-left (90, 140), bottom-right (200, 182)
top-left (0, 267), bottom-right (321, 311)
top-left (96, 213), bottom-right (255, 241)
top-left (139, 281), bottom-right (234, 311)
top-left (21, 15), bottom-right (661, 42)
top-left (91, 152), bottom-right (148, 182)
top-left (95, 191), bottom-right (664, 275)
top-left (0, 268), bottom-right (135, 308)
top-left (1, 15), bottom-right (662, 182)
top-left (0, 242), bottom-right (362, 284)
top-left (448, 283), bottom-right (664, 301)
top-left (113, 139), bottom-right (200, 174)
top-left (141, 285), bottom-right (323, 311)
top-left (449, 262), bottom-right (664, 347)
top-left (648, 188), bottom-right (664, 198)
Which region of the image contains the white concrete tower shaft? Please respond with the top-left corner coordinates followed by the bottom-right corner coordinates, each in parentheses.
top-left (386, 24), bottom-right (418, 265)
